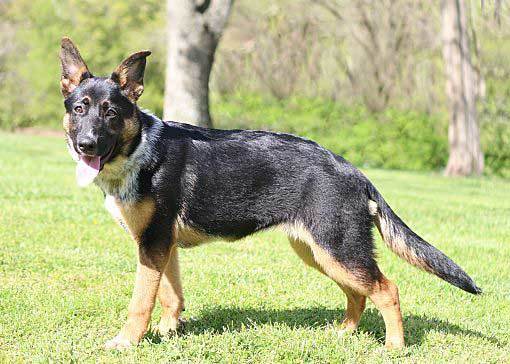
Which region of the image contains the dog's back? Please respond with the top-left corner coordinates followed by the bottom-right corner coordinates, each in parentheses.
top-left (60, 38), bottom-right (480, 350)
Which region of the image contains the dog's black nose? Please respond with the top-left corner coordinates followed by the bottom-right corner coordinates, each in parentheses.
top-left (77, 138), bottom-right (97, 154)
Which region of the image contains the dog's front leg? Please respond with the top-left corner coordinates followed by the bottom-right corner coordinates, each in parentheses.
top-left (156, 244), bottom-right (184, 335)
top-left (105, 244), bottom-right (169, 350)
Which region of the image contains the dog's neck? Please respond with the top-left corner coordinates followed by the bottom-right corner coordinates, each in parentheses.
top-left (95, 108), bottom-right (163, 202)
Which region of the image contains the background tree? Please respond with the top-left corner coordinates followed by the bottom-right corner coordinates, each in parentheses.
top-left (441, 0), bottom-right (484, 176)
top-left (1, 0), bottom-right (509, 177)
top-left (164, 0), bottom-right (234, 127)
top-left (312, 0), bottom-right (434, 112)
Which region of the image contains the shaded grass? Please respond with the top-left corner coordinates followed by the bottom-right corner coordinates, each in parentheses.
top-left (0, 132), bottom-right (509, 363)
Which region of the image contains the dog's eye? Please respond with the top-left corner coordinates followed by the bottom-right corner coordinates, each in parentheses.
top-left (74, 105), bottom-right (83, 114)
top-left (105, 109), bottom-right (117, 118)
top-left (82, 98), bottom-right (89, 105)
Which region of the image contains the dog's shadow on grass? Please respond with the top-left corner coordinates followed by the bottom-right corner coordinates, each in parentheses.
top-left (159, 306), bottom-right (502, 348)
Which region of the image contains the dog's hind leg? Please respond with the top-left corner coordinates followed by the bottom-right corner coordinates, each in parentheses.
top-left (156, 244), bottom-right (184, 335)
top-left (337, 287), bottom-right (366, 332)
top-left (287, 222), bottom-right (404, 348)
top-left (367, 276), bottom-right (404, 349)
top-left (309, 240), bottom-right (404, 348)
top-left (289, 237), bottom-right (366, 333)
top-left (312, 240), bottom-right (405, 348)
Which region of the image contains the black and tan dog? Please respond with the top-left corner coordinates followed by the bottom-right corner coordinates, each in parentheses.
top-left (60, 37), bottom-right (481, 350)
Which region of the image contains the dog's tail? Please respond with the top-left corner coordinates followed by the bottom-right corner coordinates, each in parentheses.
top-left (366, 183), bottom-right (481, 294)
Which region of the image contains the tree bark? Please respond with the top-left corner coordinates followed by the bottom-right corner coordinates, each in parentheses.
top-left (441, 0), bottom-right (484, 176)
top-left (164, 0), bottom-right (233, 127)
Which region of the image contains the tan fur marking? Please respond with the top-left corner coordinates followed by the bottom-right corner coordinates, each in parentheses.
top-left (121, 116), bottom-right (140, 152)
top-left (281, 222), bottom-right (371, 295)
top-left (60, 79), bottom-right (74, 95)
top-left (289, 236), bottom-right (366, 331)
top-left (368, 199), bottom-right (378, 216)
top-left (173, 216), bottom-right (237, 248)
top-left (62, 113), bottom-right (71, 134)
top-left (95, 117), bottom-right (141, 198)
top-left (173, 217), bottom-right (212, 248)
top-left (157, 245), bottom-right (184, 334)
top-left (113, 197), bottom-right (155, 243)
top-left (111, 51), bottom-right (150, 102)
top-left (115, 66), bottom-right (130, 86)
top-left (310, 243), bottom-right (372, 295)
top-left (369, 276), bottom-right (405, 349)
top-left (287, 226), bottom-right (369, 335)
top-left (338, 287), bottom-right (366, 331)
top-left (289, 237), bottom-right (326, 275)
top-left (61, 65), bottom-right (89, 95)
top-left (68, 65), bottom-right (88, 84)
top-left (374, 213), bottom-right (431, 272)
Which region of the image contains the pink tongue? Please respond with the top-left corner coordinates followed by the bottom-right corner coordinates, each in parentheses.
top-left (76, 156), bottom-right (101, 187)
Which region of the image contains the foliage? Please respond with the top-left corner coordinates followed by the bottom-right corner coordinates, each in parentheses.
top-left (1, 132), bottom-right (509, 362)
top-left (213, 93), bottom-right (449, 171)
top-left (481, 108), bottom-right (510, 179)
top-left (0, 0), bottom-right (166, 129)
top-left (213, 93), bottom-right (510, 176)
top-left (1, 0), bottom-right (509, 176)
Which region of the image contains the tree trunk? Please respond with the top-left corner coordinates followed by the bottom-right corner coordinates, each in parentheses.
top-left (441, 0), bottom-right (484, 176)
top-left (164, 0), bottom-right (233, 127)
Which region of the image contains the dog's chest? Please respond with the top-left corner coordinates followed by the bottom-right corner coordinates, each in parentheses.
top-left (95, 156), bottom-right (140, 202)
top-left (104, 195), bottom-right (155, 243)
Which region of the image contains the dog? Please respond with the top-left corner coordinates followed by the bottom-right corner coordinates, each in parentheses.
top-left (59, 37), bottom-right (481, 350)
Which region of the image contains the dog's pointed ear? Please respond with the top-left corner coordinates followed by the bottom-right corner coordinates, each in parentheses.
top-left (60, 37), bottom-right (92, 97)
top-left (110, 51), bottom-right (151, 103)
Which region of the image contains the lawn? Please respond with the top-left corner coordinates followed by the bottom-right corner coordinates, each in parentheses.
top-left (0, 131), bottom-right (509, 363)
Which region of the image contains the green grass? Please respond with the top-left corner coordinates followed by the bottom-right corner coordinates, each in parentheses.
top-left (0, 131), bottom-right (509, 363)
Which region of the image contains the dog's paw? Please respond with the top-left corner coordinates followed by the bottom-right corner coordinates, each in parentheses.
top-left (384, 339), bottom-right (405, 350)
top-left (336, 327), bottom-right (356, 337)
top-left (333, 320), bottom-right (358, 336)
top-left (154, 317), bottom-right (186, 337)
top-left (104, 335), bottom-right (133, 350)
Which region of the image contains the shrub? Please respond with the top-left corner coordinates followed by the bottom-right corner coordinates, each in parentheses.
top-left (481, 120), bottom-right (510, 178)
top-left (212, 93), bottom-right (449, 172)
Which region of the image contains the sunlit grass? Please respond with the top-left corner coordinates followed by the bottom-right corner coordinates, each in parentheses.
top-left (0, 132), bottom-right (509, 363)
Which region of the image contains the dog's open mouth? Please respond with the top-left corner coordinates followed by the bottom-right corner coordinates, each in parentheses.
top-left (75, 142), bottom-right (116, 187)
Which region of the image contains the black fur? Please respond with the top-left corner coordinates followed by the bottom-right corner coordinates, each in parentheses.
top-left (367, 184), bottom-right (482, 294)
top-left (64, 77), bottom-right (136, 162)
top-left (63, 77), bottom-right (482, 294)
top-left (130, 114), bottom-right (375, 276)
top-left (61, 39), bottom-right (481, 349)
top-left (107, 110), bottom-right (479, 293)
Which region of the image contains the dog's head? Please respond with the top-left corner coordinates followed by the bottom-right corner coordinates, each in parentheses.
top-left (60, 37), bottom-right (151, 186)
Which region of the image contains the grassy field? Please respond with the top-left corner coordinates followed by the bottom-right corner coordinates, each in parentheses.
top-left (0, 131), bottom-right (509, 363)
